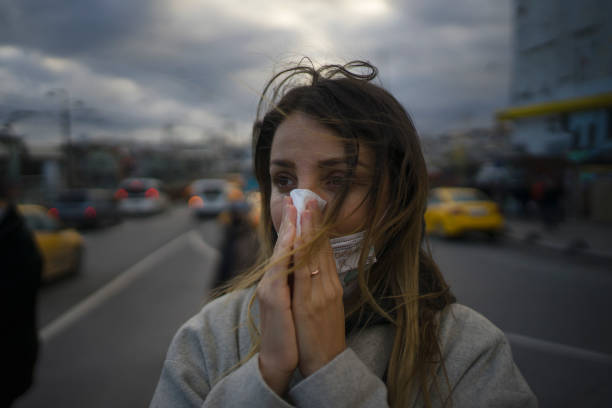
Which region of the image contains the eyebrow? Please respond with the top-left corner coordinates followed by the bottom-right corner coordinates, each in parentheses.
top-left (270, 157), bottom-right (370, 169)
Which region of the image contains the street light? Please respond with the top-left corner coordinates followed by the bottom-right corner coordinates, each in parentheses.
top-left (46, 89), bottom-right (74, 187)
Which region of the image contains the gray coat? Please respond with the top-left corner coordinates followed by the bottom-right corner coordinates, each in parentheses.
top-left (151, 288), bottom-right (537, 407)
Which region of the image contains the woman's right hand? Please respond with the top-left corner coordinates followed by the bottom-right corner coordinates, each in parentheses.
top-left (256, 196), bottom-right (298, 396)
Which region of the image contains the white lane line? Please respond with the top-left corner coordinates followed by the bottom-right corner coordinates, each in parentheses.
top-left (186, 230), bottom-right (221, 290)
top-left (507, 332), bottom-right (612, 365)
top-left (40, 230), bottom-right (195, 343)
top-left (187, 229), bottom-right (221, 260)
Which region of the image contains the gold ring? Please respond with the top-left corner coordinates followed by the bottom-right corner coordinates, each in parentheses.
top-left (310, 269), bottom-right (320, 276)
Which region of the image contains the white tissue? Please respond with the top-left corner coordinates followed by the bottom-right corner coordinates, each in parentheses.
top-left (290, 189), bottom-right (327, 236)
top-left (289, 188), bottom-right (377, 296)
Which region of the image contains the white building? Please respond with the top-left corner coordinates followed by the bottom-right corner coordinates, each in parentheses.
top-left (498, 0), bottom-right (612, 156)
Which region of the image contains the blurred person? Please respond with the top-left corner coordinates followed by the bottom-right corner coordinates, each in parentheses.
top-left (0, 178), bottom-right (42, 407)
top-left (151, 60), bottom-right (536, 407)
top-left (214, 187), bottom-right (258, 289)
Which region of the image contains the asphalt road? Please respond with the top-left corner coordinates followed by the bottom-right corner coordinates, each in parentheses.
top-left (16, 206), bottom-right (224, 408)
top-left (428, 236), bottom-right (612, 407)
top-left (13, 207), bottom-right (612, 407)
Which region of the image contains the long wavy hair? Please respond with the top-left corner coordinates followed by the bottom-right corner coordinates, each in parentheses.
top-left (217, 59), bottom-right (456, 407)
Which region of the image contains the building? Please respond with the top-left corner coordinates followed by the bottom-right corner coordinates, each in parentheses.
top-left (497, 0), bottom-right (612, 221)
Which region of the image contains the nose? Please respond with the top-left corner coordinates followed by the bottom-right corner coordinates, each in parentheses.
top-left (296, 178), bottom-right (327, 202)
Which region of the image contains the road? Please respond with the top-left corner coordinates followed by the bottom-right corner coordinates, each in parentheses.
top-left (428, 236), bottom-right (612, 407)
top-left (16, 205), bottom-right (224, 408)
top-left (14, 207), bottom-right (612, 407)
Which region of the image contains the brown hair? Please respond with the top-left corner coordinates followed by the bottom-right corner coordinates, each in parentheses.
top-left (218, 59), bottom-right (455, 407)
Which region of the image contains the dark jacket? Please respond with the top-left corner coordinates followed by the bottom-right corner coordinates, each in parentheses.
top-left (0, 204), bottom-right (42, 406)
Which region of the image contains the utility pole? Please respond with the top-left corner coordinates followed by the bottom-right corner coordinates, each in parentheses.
top-left (47, 89), bottom-right (73, 187)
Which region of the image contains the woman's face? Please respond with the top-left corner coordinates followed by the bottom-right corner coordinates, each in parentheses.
top-left (269, 112), bottom-right (375, 237)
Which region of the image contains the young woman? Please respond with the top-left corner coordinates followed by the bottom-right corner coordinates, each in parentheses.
top-left (151, 60), bottom-right (536, 407)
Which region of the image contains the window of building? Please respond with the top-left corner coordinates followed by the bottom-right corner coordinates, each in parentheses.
top-left (607, 109), bottom-right (612, 141)
top-left (573, 25), bottom-right (600, 83)
top-left (516, 4), bottom-right (527, 18)
top-left (587, 123), bottom-right (596, 148)
top-left (560, 113), bottom-right (569, 132)
top-left (571, 129), bottom-right (581, 149)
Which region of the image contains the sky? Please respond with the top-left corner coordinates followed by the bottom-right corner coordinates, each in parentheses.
top-left (0, 0), bottom-right (513, 146)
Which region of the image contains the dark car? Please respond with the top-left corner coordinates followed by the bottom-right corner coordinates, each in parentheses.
top-left (50, 189), bottom-right (121, 228)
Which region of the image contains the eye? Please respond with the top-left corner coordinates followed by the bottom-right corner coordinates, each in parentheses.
top-left (272, 173), bottom-right (295, 191)
top-left (325, 172), bottom-right (349, 190)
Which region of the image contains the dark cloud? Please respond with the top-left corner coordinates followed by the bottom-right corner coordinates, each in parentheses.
top-left (0, 0), bottom-right (155, 57)
top-left (361, 0), bottom-right (512, 133)
top-left (0, 0), bottom-right (513, 143)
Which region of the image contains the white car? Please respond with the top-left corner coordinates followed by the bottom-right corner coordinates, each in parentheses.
top-left (187, 179), bottom-right (232, 217)
top-left (116, 178), bottom-right (169, 215)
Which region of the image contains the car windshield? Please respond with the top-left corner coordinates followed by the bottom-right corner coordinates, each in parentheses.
top-left (122, 180), bottom-right (152, 193)
top-left (202, 188), bottom-right (222, 199)
top-left (450, 190), bottom-right (489, 202)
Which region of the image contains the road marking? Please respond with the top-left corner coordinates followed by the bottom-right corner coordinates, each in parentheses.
top-left (45, 229), bottom-right (611, 367)
top-left (507, 332), bottom-right (612, 365)
top-left (186, 229), bottom-right (221, 260)
top-left (187, 229), bottom-right (221, 290)
top-left (40, 230), bottom-right (217, 343)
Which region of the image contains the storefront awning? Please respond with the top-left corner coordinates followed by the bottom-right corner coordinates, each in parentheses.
top-left (496, 92), bottom-right (612, 120)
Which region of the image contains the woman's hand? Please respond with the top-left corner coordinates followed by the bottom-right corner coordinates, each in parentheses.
top-left (292, 199), bottom-right (346, 377)
top-left (256, 197), bottom-right (298, 396)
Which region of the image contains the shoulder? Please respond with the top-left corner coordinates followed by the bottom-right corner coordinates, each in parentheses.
top-left (439, 303), bottom-right (505, 346)
top-left (198, 287), bottom-right (257, 332)
top-left (437, 303), bottom-right (508, 367)
top-left (172, 286), bottom-right (257, 350)
top-left (436, 304), bottom-right (537, 406)
top-left (165, 287), bottom-right (257, 378)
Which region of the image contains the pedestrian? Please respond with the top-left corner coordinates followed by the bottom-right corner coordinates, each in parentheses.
top-left (0, 177), bottom-right (42, 407)
top-left (151, 60), bottom-right (536, 407)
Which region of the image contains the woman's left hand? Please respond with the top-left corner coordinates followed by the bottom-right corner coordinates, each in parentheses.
top-left (292, 199), bottom-right (346, 377)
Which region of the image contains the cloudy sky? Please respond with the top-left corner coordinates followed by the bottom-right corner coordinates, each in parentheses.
top-left (0, 0), bottom-right (513, 146)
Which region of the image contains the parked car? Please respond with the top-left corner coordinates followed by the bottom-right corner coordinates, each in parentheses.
top-left (18, 204), bottom-right (84, 281)
top-left (50, 189), bottom-right (121, 228)
top-left (425, 187), bottom-right (504, 238)
top-left (115, 178), bottom-right (169, 215)
top-left (187, 179), bottom-right (233, 217)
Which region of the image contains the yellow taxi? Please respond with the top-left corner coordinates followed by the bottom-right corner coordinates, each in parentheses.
top-left (18, 204), bottom-right (84, 281)
top-left (424, 187), bottom-right (504, 238)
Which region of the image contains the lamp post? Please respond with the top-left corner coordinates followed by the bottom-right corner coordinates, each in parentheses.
top-left (46, 89), bottom-right (73, 187)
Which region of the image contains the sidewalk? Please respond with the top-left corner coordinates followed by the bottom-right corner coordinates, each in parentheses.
top-left (504, 217), bottom-right (612, 260)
